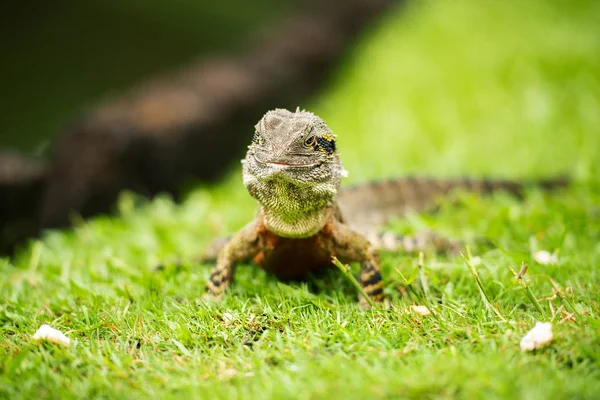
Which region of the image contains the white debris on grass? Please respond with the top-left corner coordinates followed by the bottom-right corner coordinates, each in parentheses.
top-left (221, 312), bottom-right (236, 328)
top-left (520, 322), bottom-right (554, 351)
top-left (32, 324), bottom-right (71, 347)
top-left (410, 305), bottom-right (431, 316)
top-left (534, 250), bottom-right (558, 265)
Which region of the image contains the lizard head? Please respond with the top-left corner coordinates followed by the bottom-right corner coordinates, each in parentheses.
top-left (242, 108), bottom-right (347, 237)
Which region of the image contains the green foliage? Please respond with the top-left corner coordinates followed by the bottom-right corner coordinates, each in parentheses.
top-left (1, 0), bottom-right (599, 398)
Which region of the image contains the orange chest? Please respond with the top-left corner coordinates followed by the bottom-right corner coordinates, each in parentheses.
top-left (253, 222), bottom-right (335, 280)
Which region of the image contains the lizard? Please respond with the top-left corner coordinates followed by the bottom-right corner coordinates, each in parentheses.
top-left (205, 108), bottom-right (566, 305)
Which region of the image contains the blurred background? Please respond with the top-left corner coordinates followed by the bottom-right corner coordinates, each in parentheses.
top-left (1, 0), bottom-right (599, 253)
top-left (0, 0), bottom-right (393, 251)
top-left (1, 0), bottom-right (309, 155)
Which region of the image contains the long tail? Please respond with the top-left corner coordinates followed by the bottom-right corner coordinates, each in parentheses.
top-left (337, 176), bottom-right (568, 235)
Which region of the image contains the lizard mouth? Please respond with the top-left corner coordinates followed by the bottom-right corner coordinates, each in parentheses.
top-left (254, 155), bottom-right (320, 168)
top-left (267, 161), bottom-right (320, 168)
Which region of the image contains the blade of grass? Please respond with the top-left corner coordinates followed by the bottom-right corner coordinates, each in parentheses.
top-left (462, 248), bottom-right (507, 322)
top-left (417, 251), bottom-right (431, 301)
top-left (331, 257), bottom-right (378, 309)
top-left (546, 276), bottom-right (581, 318)
top-left (395, 261), bottom-right (446, 328)
top-left (507, 263), bottom-right (546, 318)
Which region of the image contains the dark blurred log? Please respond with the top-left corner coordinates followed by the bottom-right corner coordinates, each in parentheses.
top-left (0, 0), bottom-right (400, 254)
top-left (0, 152), bottom-right (45, 252)
top-left (39, 0), bottom-right (397, 228)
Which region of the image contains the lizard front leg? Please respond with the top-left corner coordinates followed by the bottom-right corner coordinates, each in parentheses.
top-left (330, 221), bottom-right (384, 306)
top-left (206, 220), bottom-right (260, 296)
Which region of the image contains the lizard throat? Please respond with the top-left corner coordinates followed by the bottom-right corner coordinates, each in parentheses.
top-left (242, 150), bottom-right (343, 238)
top-left (243, 176), bottom-right (338, 237)
top-left (261, 206), bottom-right (332, 238)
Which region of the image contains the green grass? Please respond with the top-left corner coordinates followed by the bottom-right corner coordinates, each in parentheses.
top-left (2, 0), bottom-right (600, 398)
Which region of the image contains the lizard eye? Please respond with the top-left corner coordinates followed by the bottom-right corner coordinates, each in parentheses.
top-left (304, 135), bottom-right (317, 148)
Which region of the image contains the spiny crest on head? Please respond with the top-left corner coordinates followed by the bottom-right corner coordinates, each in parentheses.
top-left (261, 109), bottom-right (296, 132)
top-left (261, 109), bottom-right (333, 134)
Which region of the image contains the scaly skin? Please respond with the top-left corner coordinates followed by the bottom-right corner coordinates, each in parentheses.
top-left (207, 108), bottom-right (383, 305)
top-left (206, 108), bottom-right (567, 304)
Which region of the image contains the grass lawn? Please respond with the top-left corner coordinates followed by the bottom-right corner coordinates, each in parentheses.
top-left (1, 0), bottom-right (599, 398)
